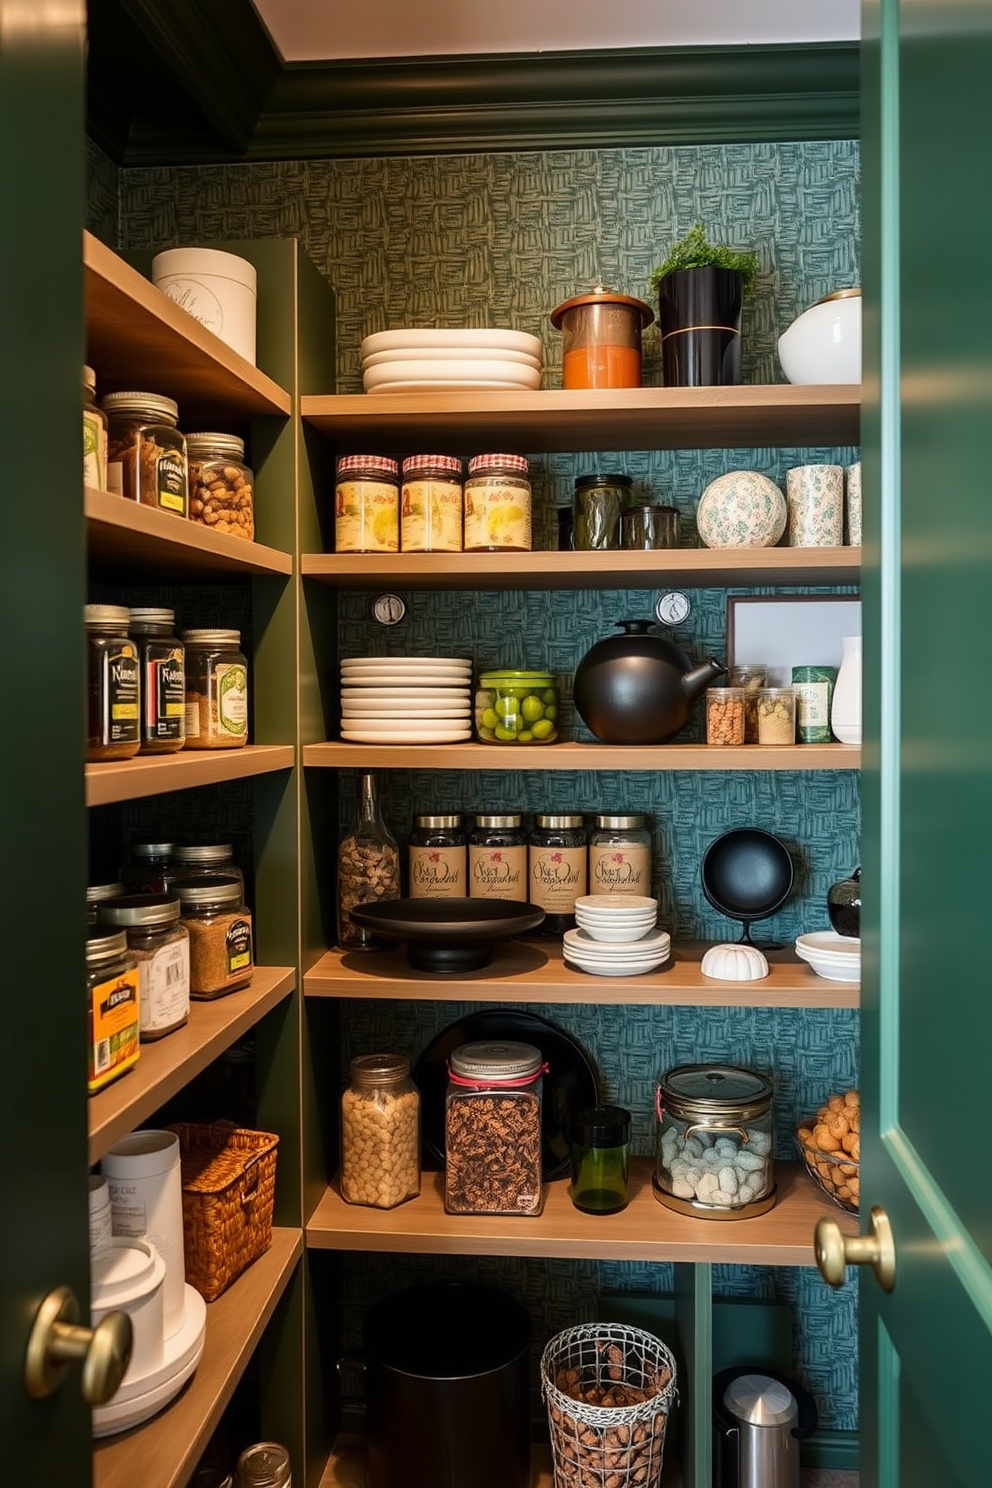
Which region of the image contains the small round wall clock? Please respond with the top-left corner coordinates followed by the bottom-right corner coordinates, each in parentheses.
top-left (655, 590), bottom-right (691, 626)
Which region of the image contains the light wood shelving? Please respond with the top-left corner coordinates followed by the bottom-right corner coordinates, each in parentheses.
top-left (87, 486), bottom-right (292, 577)
top-left (320, 1437), bottom-right (558, 1488)
top-left (93, 1227), bottom-right (303, 1488)
top-left (86, 745), bottom-right (296, 807)
top-left (304, 741), bottom-right (859, 772)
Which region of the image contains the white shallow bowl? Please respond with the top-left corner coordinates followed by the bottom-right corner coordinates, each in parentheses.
top-left (574, 894), bottom-right (657, 914)
top-left (574, 917), bottom-right (659, 943)
top-left (362, 327), bottom-right (543, 358)
top-left (795, 930), bottom-right (861, 981)
top-left (564, 947), bottom-right (671, 978)
top-left (778, 291), bottom-right (862, 385)
top-left (362, 345), bottom-right (542, 370)
top-left (564, 927), bottom-right (670, 958)
top-left (363, 359), bottom-right (542, 391)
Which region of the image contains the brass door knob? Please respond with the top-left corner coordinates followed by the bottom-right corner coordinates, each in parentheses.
top-left (25, 1286), bottom-right (133, 1405)
top-left (815, 1205), bottom-right (896, 1292)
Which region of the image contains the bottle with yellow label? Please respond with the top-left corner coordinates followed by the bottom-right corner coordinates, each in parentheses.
top-left (85, 604), bottom-right (141, 761)
top-left (335, 455), bottom-right (400, 552)
top-left (463, 453), bottom-right (532, 552)
top-left (401, 454), bottom-right (463, 551)
top-left (86, 926), bottom-right (140, 1094)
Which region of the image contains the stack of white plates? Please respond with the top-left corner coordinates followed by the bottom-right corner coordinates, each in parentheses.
top-left (361, 328), bottom-right (544, 393)
top-left (340, 656), bottom-right (473, 743)
top-left (564, 925), bottom-right (671, 977)
top-left (574, 893), bottom-right (659, 941)
top-left (92, 1284), bottom-right (206, 1438)
top-left (795, 930), bottom-right (861, 982)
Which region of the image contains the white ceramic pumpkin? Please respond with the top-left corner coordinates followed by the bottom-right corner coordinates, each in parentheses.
top-left (696, 471), bottom-right (787, 549)
top-left (700, 942), bottom-right (770, 981)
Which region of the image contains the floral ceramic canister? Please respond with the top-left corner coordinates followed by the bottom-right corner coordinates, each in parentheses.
top-left (695, 471), bottom-right (787, 549)
top-left (786, 463), bottom-right (844, 546)
top-left (845, 461), bottom-right (862, 546)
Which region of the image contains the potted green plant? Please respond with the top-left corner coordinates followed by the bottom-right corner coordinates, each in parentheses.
top-left (648, 223), bottom-right (759, 387)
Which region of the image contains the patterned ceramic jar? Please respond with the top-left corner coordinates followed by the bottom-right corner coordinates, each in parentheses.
top-left (695, 470), bottom-right (787, 549)
top-left (845, 461), bottom-right (862, 546)
top-left (786, 464), bottom-right (844, 546)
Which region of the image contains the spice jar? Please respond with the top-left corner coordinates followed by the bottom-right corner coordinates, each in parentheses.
top-left (528, 814), bottom-right (587, 936)
top-left (129, 607), bottom-right (185, 755)
top-left (550, 286), bottom-right (654, 389)
top-left (475, 670), bottom-right (559, 744)
top-left (408, 814), bottom-right (467, 899)
top-left (234, 1442), bottom-right (292, 1488)
top-left (121, 842), bottom-right (174, 895)
top-left (340, 1053), bottom-right (421, 1209)
top-left (85, 604), bottom-right (141, 762)
top-left (102, 390), bottom-right (188, 515)
top-left (182, 629), bottom-right (248, 749)
top-left (729, 664), bottom-right (767, 743)
top-left (400, 454), bottom-right (463, 551)
top-left (177, 875), bottom-right (254, 998)
top-left (186, 432), bottom-right (255, 541)
top-left (589, 814), bottom-right (652, 896)
top-left (87, 881), bottom-right (124, 923)
top-left (756, 687), bottom-right (796, 745)
top-left (337, 771), bottom-right (401, 949)
top-left (444, 1040), bottom-right (544, 1216)
top-left (791, 664), bottom-right (837, 744)
top-left (84, 365), bottom-right (108, 490)
top-left (167, 842), bottom-right (244, 895)
top-left (468, 814), bottom-right (528, 901)
top-left (706, 686), bottom-right (746, 746)
top-left (569, 1105), bottom-right (631, 1215)
top-left (334, 455), bottom-right (400, 553)
top-left (463, 454), bottom-right (531, 552)
top-left (98, 894), bottom-right (190, 1041)
top-left (653, 1063), bottom-right (775, 1218)
top-left (620, 503), bottom-right (680, 550)
top-left (86, 926), bottom-right (140, 1095)
top-left (572, 473), bottom-right (633, 550)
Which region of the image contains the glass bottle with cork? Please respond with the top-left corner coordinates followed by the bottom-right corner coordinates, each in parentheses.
top-left (337, 771), bottom-right (401, 949)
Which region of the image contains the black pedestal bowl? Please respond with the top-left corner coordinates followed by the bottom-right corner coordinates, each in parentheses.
top-left (346, 898), bottom-right (546, 973)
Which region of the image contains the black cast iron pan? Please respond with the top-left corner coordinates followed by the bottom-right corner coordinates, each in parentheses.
top-left (700, 828), bottom-right (795, 946)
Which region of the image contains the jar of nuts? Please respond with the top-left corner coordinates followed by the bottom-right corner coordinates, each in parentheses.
top-left (187, 432), bottom-right (255, 540)
top-left (337, 771), bottom-right (401, 949)
top-left (706, 686), bottom-right (745, 745)
top-left (102, 390), bottom-right (188, 515)
top-left (340, 1053), bottom-right (421, 1209)
top-left (445, 1040), bottom-right (545, 1216)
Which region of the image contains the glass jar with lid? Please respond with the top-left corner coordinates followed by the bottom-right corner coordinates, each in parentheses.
top-left (572, 472), bottom-right (633, 550)
top-left (400, 454), bottom-right (463, 551)
top-left (653, 1062), bottom-right (775, 1219)
top-left (408, 815), bottom-right (467, 899)
top-left (475, 671), bottom-right (558, 744)
top-left (129, 607), bottom-right (185, 754)
top-left (340, 1053), bottom-right (421, 1209)
top-left (85, 926), bottom-right (140, 1094)
top-left (167, 842), bottom-right (244, 895)
top-left (729, 664), bottom-right (767, 744)
top-left (176, 875), bottom-right (254, 998)
top-left (83, 364), bottom-right (108, 490)
top-left (234, 1442), bottom-right (292, 1488)
top-left (468, 814), bottom-right (527, 900)
top-left (528, 814), bottom-right (587, 935)
top-left (87, 881), bottom-right (124, 923)
top-left (186, 432), bottom-right (255, 540)
top-left (98, 893), bottom-right (190, 1041)
top-left (444, 1040), bottom-right (544, 1216)
top-left (335, 455), bottom-right (400, 553)
top-left (182, 628), bottom-right (248, 748)
top-left (463, 454), bottom-right (531, 552)
top-left (85, 604), bottom-right (141, 761)
top-left (589, 814), bottom-right (652, 897)
top-left (121, 841), bottom-right (174, 894)
top-left (705, 686), bottom-right (746, 746)
top-left (102, 390), bottom-right (188, 515)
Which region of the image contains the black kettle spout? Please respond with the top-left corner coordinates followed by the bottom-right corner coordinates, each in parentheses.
top-left (682, 657), bottom-right (727, 703)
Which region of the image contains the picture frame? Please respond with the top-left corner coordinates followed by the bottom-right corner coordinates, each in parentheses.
top-left (726, 595), bottom-right (862, 685)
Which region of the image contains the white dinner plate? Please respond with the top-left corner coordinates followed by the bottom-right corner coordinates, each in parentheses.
top-left (342, 656), bottom-right (470, 669)
top-left (362, 345), bottom-right (542, 370)
top-left (340, 687), bottom-right (472, 703)
top-left (340, 727), bottom-right (473, 744)
top-left (367, 376), bottom-right (542, 394)
top-left (564, 951), bottom-right (671, 978)
top-left (340, 674), bottom-right (474, 689)
top-left (342, 707), bottom-right (472, 720)
top-left (565, 926), bottom-right (670, 952)
top-left (361, 327), bottom-right (543, 358)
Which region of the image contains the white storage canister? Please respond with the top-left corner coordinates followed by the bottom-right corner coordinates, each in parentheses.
top-left (152, 247), bottom-right (257, 365)
top-left (102, 1130), bottom-right (186, 1338)
top-left (89, 1174), bottom-right (113, 1261)
top-left (90, 1236), bottom-right (167, 1381)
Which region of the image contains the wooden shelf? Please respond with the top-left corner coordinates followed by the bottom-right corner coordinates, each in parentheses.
top-left (304, 741), bottom-right (859, 772)
top-left (93, 1227), bottom-right (302, 1488)
top-left (86, 745), bottom-right (296, 806)
top-left (88, 967), bottom-right (296, 1164)
top-left (304, 940), bottom-right (857, 1008)
top-left (301, 384), bottom-right (860, 454)
top-left (306, 1158), bottom-right (857, 1266)
top-left (86, 487), bottom-right (292, 577)
top-left (84, 230), bottom-right (291, 419)
top-left (321, 1437), bottom-right (559, 1488)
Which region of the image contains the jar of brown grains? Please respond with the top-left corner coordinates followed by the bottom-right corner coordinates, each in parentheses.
top-left (102, 390), bottom-right (188, 515)
top-left (176, 874), bottom-right (254, 998)
top-left (182, 628), bottom-right (248, 748)
top-left (340, 1053), bottom-right (421, 1209)
top-left (444, 1040), bottom-right (545, 1217)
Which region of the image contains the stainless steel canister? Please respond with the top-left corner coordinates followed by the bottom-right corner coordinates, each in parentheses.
top-left (620, 503), bottom-right (680, 549)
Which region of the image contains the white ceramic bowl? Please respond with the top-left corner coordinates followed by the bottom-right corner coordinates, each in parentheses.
top-left (362, 345), bottom-right (542, 370)
top-left (696, 471), bottom-right (787, 549)
top-left (574, 917), bottom-right (658, 943)
top-left (362, 327), bottom-right (543, 358)
top-left (778, 290), bottom-right (862, 385)
top-left (795, 930), bottom-right (861, 981)
top-left (574, 894), bottom-right (657, 914)
top-left (363, 359), bottom-right (541, 392)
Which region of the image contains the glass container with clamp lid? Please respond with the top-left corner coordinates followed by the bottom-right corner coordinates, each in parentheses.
top-left (653, 1062), bottom-right (775, 1219)
top-left (445, 1040), bottom-right (546, 1216)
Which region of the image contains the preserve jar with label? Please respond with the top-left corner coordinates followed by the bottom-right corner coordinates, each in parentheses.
top-left (83, 364), bottom-right (108, 490)
top-left (445, 1041), bottom-right (544, 1216)
top-left (408, 814), bottom-right (467, 898)
top-left (653, 1062), bottom-right (774, 1219)
top-left (86, 926), bottom-right (140, 1095)
top-left (182, 628), bottom-right (248, 748)
top-left (468, 814), bottom-right (528, 900)
top-left (400, 454), bottom-right (463, 551)
top-left (335, 455), bottom-right (400, 553)
top-left (85, 604), bottom-right (141, 761)
top-left (340, 1053), bottom-right (421, 1209)
top-left (463, 454), bottom-right (531, 551)
top-left (98, 893), bottom-right (190, 1041)
top-left (186, 431), bottom-right (254, 540)
top-left (129, 607), bottom-right (185, 754)
top-left (176, 875), bottom-right (254, 998)
top-left (528, 814), bottom-right (587, 935)
top-left (102, 390), bottom-right (188, 515)
top-left (167, 841), bottom-right (244, 895)
top-left (589, 814), bottom-right (652, 896)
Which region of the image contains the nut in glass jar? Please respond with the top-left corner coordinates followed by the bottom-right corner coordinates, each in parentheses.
top-left (186, 432), bottom-right (254, 540)
top-left (445, 1041), bottom-right (544, 1216)
top-left (340, 1053), bottom-right (421, 1209)
top-left (706, 686), bottom-right (745, 746)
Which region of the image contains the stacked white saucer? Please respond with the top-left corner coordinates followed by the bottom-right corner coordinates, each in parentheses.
top-left (564, 895), bottom-right (670, 976)
top-left (795, 930), bottom-right (861, 982)
top-left (340, 656), bottom-right (473, 744)
top-left (361, 328), bottom-right (544, 393)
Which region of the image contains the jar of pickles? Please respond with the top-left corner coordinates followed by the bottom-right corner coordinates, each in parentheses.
top-left (335, 455), bottom-right (400, 553)
top-left (408, 815), bottom-right (467, 898)
top-left (463, 454), bottom-right (531, 551)
top-left (186, 432), bottom-right (255, 540)
top-left (182, 629), bottom-right (248, 748)
top-left (653, 1063), bottom-right (775, 1219)
top-left (474, 671), bottom-right (558, 744)
top-left (400, 455), bottom-right (463, 551)
top-left (85, 604), bottom-right (141, 761)
top-left (129, 607), bottom-right (185, 754)
top-left (468, 814), bottom-right (528, 900)
top-left (102, 390), bottom-right (188, 515)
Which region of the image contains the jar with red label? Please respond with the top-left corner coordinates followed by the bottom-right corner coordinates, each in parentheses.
top-left (401, 455), bottom-right (463, 551)
top-left (463, 454), bottom-right (531, 551)
top-left (335, 455), bottom-right (400, 553)
top-left (129, 607), bottom-right (185, 754)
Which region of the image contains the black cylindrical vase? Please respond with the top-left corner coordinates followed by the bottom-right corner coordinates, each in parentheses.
top-left (658, 266), bottom-right (743, 386)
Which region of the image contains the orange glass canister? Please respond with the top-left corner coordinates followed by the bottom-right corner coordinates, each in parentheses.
top-left (551, 287), bottom-right (654, 390)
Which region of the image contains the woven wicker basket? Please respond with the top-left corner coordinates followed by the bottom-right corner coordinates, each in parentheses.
top-left (169, 1121), bottom-right (279, 1302)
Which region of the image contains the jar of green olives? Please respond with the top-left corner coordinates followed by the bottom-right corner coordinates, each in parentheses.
top-left (474, 670), bottom-right (559, 744)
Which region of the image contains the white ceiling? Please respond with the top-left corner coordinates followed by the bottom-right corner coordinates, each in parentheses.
top-left (250, 0), bottom-right (859, 63)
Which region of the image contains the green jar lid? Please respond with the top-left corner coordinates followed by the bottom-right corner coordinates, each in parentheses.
top-left (480, 670), bottom-right (554, 685)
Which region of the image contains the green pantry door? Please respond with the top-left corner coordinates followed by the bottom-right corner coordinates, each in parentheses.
top-left (856, 0), bottom-right (992, 1482)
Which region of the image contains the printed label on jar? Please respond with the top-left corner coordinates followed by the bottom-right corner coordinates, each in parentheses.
top-left (83, 412), bottom-right (105, 488)
top-left (226, 917), bottom-right (253, 975)
top-left (335, 481), bottom-right (399, 552)
top-left (401, 479), bottom-right (463, 551)
top-left (589, 844), bottom-right (651, 895)
top-left (793, 681), bottom-right (831, 737)
top-left (464, 476), bottom-right (532, 551)
top-left (469, 844), bottom-right (528, 899)
top-left (409, 845), bottom-right (467, 897)
top-left (156, 447), bottom-right (188, 514)
top-left (107, 1184), bottom-right (147, 1237)
top-left (88, 967), bottom-right (140, 1092)
top-left (529, 846), bottom-right (587, 915)
top-left (101, 646), bottom-right (141, 746)
top-left (138, 940), bottom-right (190, 1035)
top-left (146, 651), bottom-right (185, 740)
top-left (217, 664), bottom-right (248, 736)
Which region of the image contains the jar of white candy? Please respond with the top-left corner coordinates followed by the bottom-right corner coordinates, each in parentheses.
top-left (653, 1063), bottom-right (775, 1219)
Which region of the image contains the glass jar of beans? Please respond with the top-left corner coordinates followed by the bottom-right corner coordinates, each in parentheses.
top-left (340, 1053), bottom-right (421, 1209)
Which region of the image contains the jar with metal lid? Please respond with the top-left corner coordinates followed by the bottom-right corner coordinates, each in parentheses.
top-left (463, 454), bottom-right (531, 552)
top-left (400, 454), bottom-right (463, 551)
top-left (85, 604), bottom-right (141, 761)
top-left (121, 841), bottom-right (174, 894)
top-left (589, 814), bottom-right (652, 897)
top-left (340, 1053), bottom-right (421, 1209)
top-left (572, 472), bottom-right (633, 550)
top-left (408, 814), bottom-right (467, 899)
top-left (86, 926), bottom-right (140, 1095)
top-left (475, 670), bottom-right (559, 744)
top-left (87, 881), bottom-right (124, 923)
top-left (234, 1442), bottom-right (291, 1488)
top-left (186, 432), bottom-right (254, 541)
top-left (182, 629), bottom-right (248, 749)
top-left (129, 607), bottom-right (186, 754)
top-left (102, 390), bottom-right (188, 515)
top-left (335, 455), bottom-right (400, 553)
top-left (653, 1063), bottom-right (775, 1219)
top-left (468, 814), bottom-right (528, 900)
top-left (176, 875), bottom-right (254, 998)
top-left (528, 814), bottom-right (587, 935)
top-left (550, 286), bottom-right (654, 388)
top-left (729, 664), bottom-right (767, 744)
top-left (444, 1041), bottom-right (544, 1216)
top-left (166, 842), bottom-right (244, 895)
top-left (83, 364), bottom-right (108, 490)
top-left (98, 893), bottom-right (190, 1041)
top-left (706, 686), bottom-right (746, 746)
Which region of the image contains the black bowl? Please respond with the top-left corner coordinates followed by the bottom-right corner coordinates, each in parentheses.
top-left (346, 898), bottom-right (546, 973)
top-left (700, 828), bottom-right (794, 945)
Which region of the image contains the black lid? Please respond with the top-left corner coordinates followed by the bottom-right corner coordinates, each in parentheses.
top-left (574, 472), bottom-right (633, 492)
top-left (571, 1104), bottom-right (632, 1146)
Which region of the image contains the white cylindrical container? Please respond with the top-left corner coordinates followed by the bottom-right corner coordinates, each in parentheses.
top-left (91, 1236), bottom-right (166, 1381)
top-left (89, 1174), bottom-right (113, 1262)
top-left (831, 635), bottom-right (863, 745)
top-left (152, 248), bottom-right (257, 365)
top-left (786, 464), bottom-right (844, 547)
top-left (102, 1130), bottom-right (186, 1338)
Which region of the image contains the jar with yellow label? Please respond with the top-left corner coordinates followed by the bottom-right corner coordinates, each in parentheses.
top-left (102, 390), bottom-right (188, 515)
top-left (401, 454), bottom-right (463, 551)
top-left (85, 604), bottom-right (141, 761)
top-left (335, 455), bottom-right (400, 552)
top-left (463, 454), bottom-right (532, 551)
top-left (86, 926), bottom-right (140, 1094)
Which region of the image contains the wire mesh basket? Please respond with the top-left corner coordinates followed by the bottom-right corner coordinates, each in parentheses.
top-left (541, 1323), bottom-right (678, 1488)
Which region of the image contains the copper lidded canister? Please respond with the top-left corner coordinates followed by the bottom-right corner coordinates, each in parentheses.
top-left (551, 285), bottom-right (654, 389)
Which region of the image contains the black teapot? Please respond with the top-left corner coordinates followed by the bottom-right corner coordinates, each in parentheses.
top-left (827, 866), bottom-right (861, 937)
top-left (573, 619), bottom-right (727, 744)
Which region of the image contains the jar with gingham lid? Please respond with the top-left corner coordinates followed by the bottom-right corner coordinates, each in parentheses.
top-left (335, 455), bottom-right (400, 553)
top-left (401, 454), bottom-right (463, 551)
top-left (463, 454), bottom-right (531, 552)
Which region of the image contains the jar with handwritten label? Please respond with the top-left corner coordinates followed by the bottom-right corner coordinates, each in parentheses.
top-left (528, 814), bottom-right (587, 936)
top-left (408, 815), bottom-right (467, 899)
top-left (468, 814), bottom-right (528, 901)
top-left (588, 814), bottom-right (652, 897)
